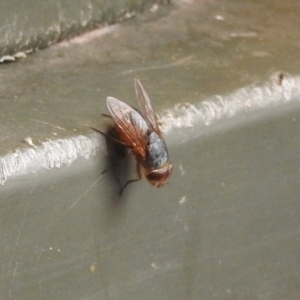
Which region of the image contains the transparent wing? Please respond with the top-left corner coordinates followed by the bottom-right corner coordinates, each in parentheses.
top-left (134, 78), bottom-right (161, 135)
top-left (106, 97), bottom-right (148, 157)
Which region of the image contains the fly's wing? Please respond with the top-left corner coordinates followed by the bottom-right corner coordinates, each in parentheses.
top-left (134, 78), bottom-right (161, 135)
top-left (106, 97), bottom-right (148, 158)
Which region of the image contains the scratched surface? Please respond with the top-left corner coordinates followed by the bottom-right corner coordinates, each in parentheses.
top-left (1, 101), bottom-right (300, 299)
top-left (1, 0), bottom-right (300, 155)
top-left (1, 0), bottom-right (300, 299)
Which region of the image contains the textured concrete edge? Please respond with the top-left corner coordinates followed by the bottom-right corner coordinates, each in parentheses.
top-left (160, 72), bottom-right (300, 133)
top-left (0, 72), bottom-right (299, 184)
top-left (0, 133), bottom-right (104, 185)
top-left (0, 0), bottom-right (169, 62)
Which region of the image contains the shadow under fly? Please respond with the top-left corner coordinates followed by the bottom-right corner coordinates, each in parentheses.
top-left (91, 126), bottom-right (139, 196)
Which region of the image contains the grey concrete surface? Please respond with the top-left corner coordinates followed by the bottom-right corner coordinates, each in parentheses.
top-left (0, 0), bottom-right (160, 60)
top-left (1, 0), bottom-right (300, 299)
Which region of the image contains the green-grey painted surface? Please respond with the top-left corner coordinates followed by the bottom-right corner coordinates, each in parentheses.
top-left (0, 0), bottom-right (160, 59)
top-left (0, 0), bottom-right (300, 299)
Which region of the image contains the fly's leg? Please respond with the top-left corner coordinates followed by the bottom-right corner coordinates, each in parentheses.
top-left (90, 127), bottom-right (128, 147)
top-left (101, 114), bottom-right (112, 118)
top-left (119, 178), bottom-right (140, 196)
top-left (119, 163), bottom-right (142, 196)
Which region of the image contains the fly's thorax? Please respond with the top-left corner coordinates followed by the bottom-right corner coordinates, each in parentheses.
top-left (146, 132), bottom-right (168, 168)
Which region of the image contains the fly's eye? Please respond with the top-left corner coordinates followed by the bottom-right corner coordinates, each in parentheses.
top-left (146, 169), bottom-right (166, 182)
top-left (146, 164), bottom-right (172, 187)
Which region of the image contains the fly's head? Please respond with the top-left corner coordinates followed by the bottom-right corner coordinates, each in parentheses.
top-left (145, 163), bottom-right (173, 187)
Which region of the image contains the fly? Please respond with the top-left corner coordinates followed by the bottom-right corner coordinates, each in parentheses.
top-left (95, 79), bottom-right (173, 195)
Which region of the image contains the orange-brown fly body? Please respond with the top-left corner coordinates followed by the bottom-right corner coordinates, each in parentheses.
top-left (100, 79), bottom-right (172, 195)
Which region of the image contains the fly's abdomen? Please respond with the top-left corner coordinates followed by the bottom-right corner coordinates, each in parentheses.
top-left (146, 132), bottom-right (168, 168)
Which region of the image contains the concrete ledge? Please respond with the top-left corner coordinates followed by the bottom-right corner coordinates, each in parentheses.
top-left (1, 73), bottom-right (299, 185)
top-left (0, 0), bottom-right (164, 60)
top-left (1, 1), bottom-right (300, 299)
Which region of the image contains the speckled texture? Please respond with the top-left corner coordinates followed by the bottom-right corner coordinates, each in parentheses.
top-left (1, 0), bottom-right (300, 299)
